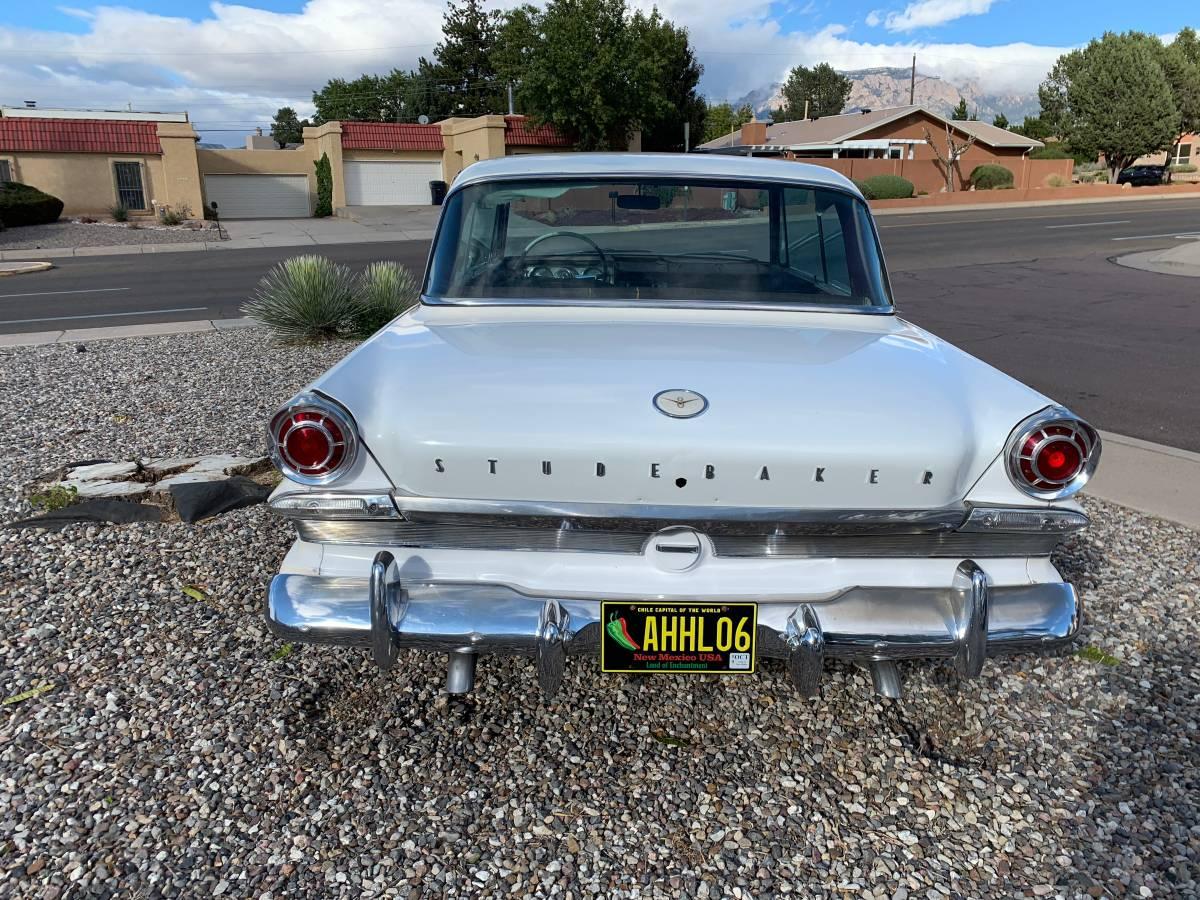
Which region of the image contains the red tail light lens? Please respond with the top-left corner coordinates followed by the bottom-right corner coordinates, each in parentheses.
top-left (1007, 409), bottom-right (1100, 500)
top-left (269, 395), bottom-right (358, 485)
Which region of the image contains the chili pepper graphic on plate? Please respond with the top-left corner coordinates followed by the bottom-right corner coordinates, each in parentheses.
top-left (607, 613), bottom-right (640, 651)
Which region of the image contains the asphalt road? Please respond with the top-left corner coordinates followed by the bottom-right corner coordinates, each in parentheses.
top-left (2, 196), bottom-right (1198, 450)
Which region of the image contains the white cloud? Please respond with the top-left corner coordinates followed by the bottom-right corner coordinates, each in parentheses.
top-left (865, 10), bottom-right (883, 27)
top-left (0, 0), bottom-right (1065, 143)
top-left (882, 0), bottom-right (997, 33)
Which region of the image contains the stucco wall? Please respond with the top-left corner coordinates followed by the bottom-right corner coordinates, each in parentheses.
top-left (795, 155), bottom-right (1071, 193)
top-left (440, 115), bottom-right (507, 182)
top-left (2, 152), bottom-right (166, 215)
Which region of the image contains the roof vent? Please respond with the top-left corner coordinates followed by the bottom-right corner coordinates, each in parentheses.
top-left (23, 100), bottom-right (36, 108)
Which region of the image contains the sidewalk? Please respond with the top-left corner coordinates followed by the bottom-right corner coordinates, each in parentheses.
top-left (872, 189), bottom-right (1200, 217)
top-left (0, 211), bottom-right (438, 261)
top-left (1113, 237), bottom-right (1200, 277)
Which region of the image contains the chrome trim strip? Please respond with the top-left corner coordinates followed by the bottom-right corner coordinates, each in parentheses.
top-left (420, 294), bottom-right (895, 315)
top-left (389, 494), bottom-right (967, 531)
top-left (292, 520), bottom-right (1066, 557)
top-left (266, 573), bottom-right (1081, 664)
top-left (270, 492), bottom-right (400, 520)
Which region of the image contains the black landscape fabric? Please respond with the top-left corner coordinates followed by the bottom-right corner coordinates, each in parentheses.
top-left (8, 499), bottom-right (165, 531)
top-left (170, 476), bottom-right (271, 524)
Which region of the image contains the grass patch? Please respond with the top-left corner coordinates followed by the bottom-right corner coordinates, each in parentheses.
top-left (271, 643), bottom-right (295, 662)
top-left (1076, 645), bottom-right (1121, 666)
top-left (29, 484), bottom-right (78, 511)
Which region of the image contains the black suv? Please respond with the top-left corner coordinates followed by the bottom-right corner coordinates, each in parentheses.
top-left (1116, 165), bottom-right (1167, 186)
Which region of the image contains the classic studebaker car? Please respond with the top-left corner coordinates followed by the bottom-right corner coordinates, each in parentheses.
top-left (265, 154), bottom-right (1099, 699)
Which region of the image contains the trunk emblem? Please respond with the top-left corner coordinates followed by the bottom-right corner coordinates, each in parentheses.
top-left (653, 389), bottom-right (708, 419)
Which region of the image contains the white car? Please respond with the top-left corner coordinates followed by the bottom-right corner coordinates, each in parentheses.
top-left (265, 153), bottom-right (1099, 699)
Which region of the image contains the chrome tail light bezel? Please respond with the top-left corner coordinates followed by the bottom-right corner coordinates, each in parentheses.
top-left (1005, 406), bottom-right (1101, 501)
top-left (268, 392), bottom-right (360, 486)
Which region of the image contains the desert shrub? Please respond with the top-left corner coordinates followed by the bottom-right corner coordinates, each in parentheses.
top-left (856, 174), bottom-right (914, 200)
top-left (970, 164), bottom-right (1015, 190)
top-left (348, 261), bottom-right (420, 338)
top-left (1045, 174), bottom-right (1068, 188)
top-left (1171, 163), bottom-right (1197, 173)
top-left (0, 182), bottom-right (64, 227)
top-left (109, 204), bottom-right (129, 222)
top-left (243, 255), bottom-right (358, 341)
top-left (314, 152), bottom-right (332, 217)
top-left (158, 202), bottom-right (191, 226)
top-left (1030, 145), bottom-right (1071, 159)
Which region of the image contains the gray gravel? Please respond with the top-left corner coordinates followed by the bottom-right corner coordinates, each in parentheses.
top-left (1, 329), bottom-right (1197, 898)
top-left (0, 220), bottom-right (220, 250)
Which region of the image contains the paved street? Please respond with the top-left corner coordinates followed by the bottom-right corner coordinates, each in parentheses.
top-left (1, 196), bottom-right (1198, 449)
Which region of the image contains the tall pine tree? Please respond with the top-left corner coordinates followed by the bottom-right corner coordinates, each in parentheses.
top-left (418, 0), bottom-right (505, 118)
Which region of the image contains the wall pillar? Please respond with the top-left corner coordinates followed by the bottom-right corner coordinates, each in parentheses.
top-left (155, 121), bottom-right (203, 215)
top-left (440, 115), bottom-right (508, 182)
top-left (304, 122), bottom-right (344, 210)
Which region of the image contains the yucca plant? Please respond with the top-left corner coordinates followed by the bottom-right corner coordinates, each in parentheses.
top-left (348, 261), bottom-right (420, 339)
top-left (243, 255), bottom-right (357, 341)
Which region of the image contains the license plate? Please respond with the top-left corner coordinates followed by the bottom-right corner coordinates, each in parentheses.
top-left (600, 601), bottom-right (757, 674)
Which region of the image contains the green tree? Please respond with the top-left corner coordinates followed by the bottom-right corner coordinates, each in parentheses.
top-left (1037, 49), bottom-right (1084, 141)
top-left (702, 101), bottom-right (755, 144)
top-left (1049, 32), bottom-right (1177, 180)
top-left (508, 0), bottom-right (670, 151)
top-left (632, 11), bottom-right (705, 152)
top-left (1161, 28), bottom-right (1200, 180)
top-left (951, 97), bottom-right (969, 120)
top-left (270, 107), bottom-right (308, 147)
top-left (311, 70), bottom-right (439, 124)
top-left (992, 112), bottom-right (1009, 130)
top-left (1011, 114), bottom-right (1051, 141)
top-left (777, 62), bottom-right (851, 120)
top-left (417, 0), bottom-right (506, 118)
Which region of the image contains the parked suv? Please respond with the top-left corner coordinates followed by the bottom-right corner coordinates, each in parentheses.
top-left (1116, 165), bottom-right (1166, 186)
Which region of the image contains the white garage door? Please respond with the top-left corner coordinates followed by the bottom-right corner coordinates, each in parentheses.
top-left (203, 175), bottom-right (310, 219)
top-left (344, 160), bottom-right (443, 206)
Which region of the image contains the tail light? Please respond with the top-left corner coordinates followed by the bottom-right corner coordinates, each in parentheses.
top-left (269, 393), bottom-right (358, 485)
top-left (1006, 407), bottom-right (1100, 500)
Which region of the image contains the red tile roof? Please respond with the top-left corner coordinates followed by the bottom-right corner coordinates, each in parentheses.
top-left (340, 122), bottom-right (444, 151)
top-left (504, 115), bottom-right (572, 147)
top-left (0, 117), bottom-right (162, 154)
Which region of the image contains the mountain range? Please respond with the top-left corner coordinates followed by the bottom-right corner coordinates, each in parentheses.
top-left (736, 67), bottom-right (1040, 124)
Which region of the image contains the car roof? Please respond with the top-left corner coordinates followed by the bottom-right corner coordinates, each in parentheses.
top-left (448, 152), bottom-right (864, 198)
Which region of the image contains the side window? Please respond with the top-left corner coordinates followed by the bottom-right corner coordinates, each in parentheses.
top-left (782, 188), bottom-right (851, 294)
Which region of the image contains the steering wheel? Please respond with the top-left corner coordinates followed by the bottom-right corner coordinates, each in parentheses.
top-left (519, 230), bottom-right (610, 281)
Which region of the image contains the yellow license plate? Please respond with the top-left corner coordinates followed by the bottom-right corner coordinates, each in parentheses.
top-left (600, 601), bottom-right (757, 674)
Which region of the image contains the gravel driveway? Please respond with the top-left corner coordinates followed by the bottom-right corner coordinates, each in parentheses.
top-left (0, 330), bottom-right (1196, 898)
top-left (0, 220), bottom-right (220, 250)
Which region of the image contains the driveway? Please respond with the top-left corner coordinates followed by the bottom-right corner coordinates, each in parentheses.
top-left (220, 208), bottom-right (440, 244)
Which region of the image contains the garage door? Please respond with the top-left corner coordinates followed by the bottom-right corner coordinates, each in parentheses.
top-left (203, 175), bottom-right (310, 219)
top-left (344, 160), bottom-right (443, 206)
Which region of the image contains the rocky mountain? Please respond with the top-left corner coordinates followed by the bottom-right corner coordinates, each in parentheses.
top-left (737, 67), bottom-right (1039, 124)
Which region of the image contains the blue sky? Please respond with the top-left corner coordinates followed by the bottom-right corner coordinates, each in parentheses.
top-left (0, 1), bottom-right (1194, 143)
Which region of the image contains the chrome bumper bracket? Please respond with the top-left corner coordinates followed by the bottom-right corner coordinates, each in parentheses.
top-left (784, 604), bottom-right (825, 697)
top-left (369, 551), bottom-right (400, 671)
top-left (951, 560), bottom-right (990, 679)
top-left (536, 600), bottom-right (570, 700)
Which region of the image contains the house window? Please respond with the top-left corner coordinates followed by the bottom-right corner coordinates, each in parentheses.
top-left (0, 159), bottom-right (11, 182)
top-left (1173, 143), bottom-right (1192, 165)
top-left (113, 161), bottom-right (146, 209)
top-left (888, 147), bottom-right (902, 159)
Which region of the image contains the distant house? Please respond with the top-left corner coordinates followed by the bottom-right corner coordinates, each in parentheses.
top-left (1132, 134), bottom-right (1197, 169)
top-left (695, 105), bottom-right (1051, 193)
top-left (697, 105), bottom-right (1042, 161)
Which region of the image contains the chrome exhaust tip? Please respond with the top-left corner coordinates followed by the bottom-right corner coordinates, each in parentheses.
top-left (445, 651), bottom-right (477, 694)
top-left (869, 660), bottom-right (902, 699)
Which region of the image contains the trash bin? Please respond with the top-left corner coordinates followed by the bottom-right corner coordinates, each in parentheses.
top-left (429, 180), bottom-right (448, 206)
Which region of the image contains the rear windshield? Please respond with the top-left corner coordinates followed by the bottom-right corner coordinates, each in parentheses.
top-left (425, 178), bottom-right (892, 309)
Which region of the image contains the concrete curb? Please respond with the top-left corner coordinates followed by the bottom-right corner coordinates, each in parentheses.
top-left (1112, 241), bottom-right (1200, 278)
top-left (872, 192), bottom-right (1200, 217)
top-left (1084, 432), bottom-right (1200, 531)
top-left (0, 317), bottom-right (260, 348)
top-left (0, 229), bottom-right (427, 261)
top-left (0, 261), bottom-right (53, 276)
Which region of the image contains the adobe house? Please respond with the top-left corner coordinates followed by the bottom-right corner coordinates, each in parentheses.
top-left (697, 105), bottom-right (1059, 193)
top-left (0, 107), bottom-right (204, 217)
top-left (0, 107), bottom-right (575, 219)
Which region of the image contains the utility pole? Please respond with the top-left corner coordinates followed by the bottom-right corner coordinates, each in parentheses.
top-left (507, 83), bottom-right (515, 116)
top-left (803, 98), bottom-right (809, 120)
top-left (909, 55), bottom-right (916, 105)
top-left (683, 120), bottom-right (690, 153)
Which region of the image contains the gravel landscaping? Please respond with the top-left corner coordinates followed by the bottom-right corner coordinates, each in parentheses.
top-left (0, 220), bottom-right (221, 250)
top-left (1, 329), bottom-right (1197, 898)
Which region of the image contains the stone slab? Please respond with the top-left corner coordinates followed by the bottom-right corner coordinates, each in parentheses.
top-left (66, 461), bottom-right (140, 481)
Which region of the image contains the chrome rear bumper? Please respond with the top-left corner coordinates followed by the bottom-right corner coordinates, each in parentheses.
top-left (266, 557), bottom-right (1080, 698)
